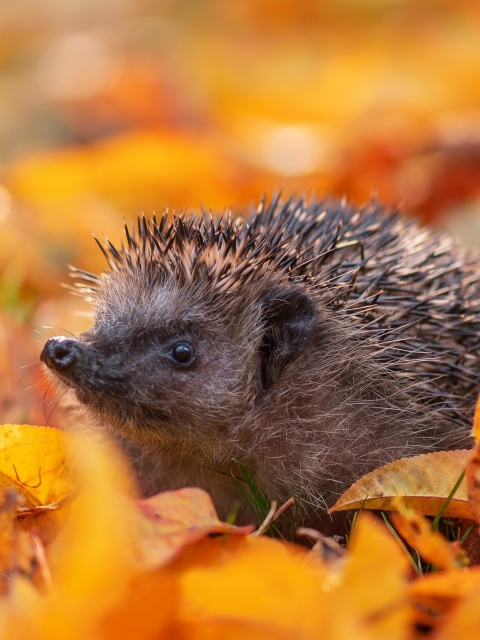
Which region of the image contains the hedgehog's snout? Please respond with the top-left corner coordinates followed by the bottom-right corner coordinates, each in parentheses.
top-left (41, 337), bottom-right (79, 372)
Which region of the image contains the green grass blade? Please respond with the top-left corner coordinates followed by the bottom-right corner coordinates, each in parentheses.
top-left (382, 513), bottom-right (422, 576)
top-left (431, 470), bottom-right (465, 532)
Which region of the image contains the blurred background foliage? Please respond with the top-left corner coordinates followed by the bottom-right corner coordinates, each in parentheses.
top-left (1, 0), bottom-right (480, 423)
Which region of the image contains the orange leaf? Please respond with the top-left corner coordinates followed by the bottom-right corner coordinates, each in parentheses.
top-left (0, 491), bottom-right (37, 595)
top-left (163, 514), bottom-right (411, 640)
top-left (17, 507), bottom-right (72, 548)
top-left (329, 450), bottom-right (473, 518)
top-left (98, 570), bottom-right (179, 640)
top-left (337, 514), bottom-right (411, 640)
top-left (390, 502), bottom-right (468, 570)
top-left (165, 534), bottom-right (326, 639)
top-left (136, 487), bottom-right (253, 568)
top-left (466, 440), bottom-right (480, 526)
top-left (434, 581), bottom-right (480, 640)
top-left (473, 393), bottom-right (480, 442)
top-left (411, 565), bottom-right (480, 605)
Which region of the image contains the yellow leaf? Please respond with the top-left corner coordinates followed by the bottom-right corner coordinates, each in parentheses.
top-left (0, 425), bottom-right (75, 509)
top-left (329, 450), bottom-right (473, 519)
top-left (2, 431), bottom-right (138, 640)
top-left (161, 515), bottom-right (411, 640)
top-left (7, 131), bottom-right (239, 214)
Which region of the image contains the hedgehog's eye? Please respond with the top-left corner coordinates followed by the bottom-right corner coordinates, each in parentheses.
top-left (170, 341), bottom-right (196, 365)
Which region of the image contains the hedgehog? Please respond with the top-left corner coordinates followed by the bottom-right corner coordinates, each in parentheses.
top-left (41, 197), bottom-right (480, 532)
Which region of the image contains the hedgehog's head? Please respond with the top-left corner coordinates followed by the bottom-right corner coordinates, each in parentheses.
top-left (41, 213), bottom-right (317, 457)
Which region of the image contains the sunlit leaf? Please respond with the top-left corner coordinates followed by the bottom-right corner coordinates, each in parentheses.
top-left (2, 432), bottom-right (138, 640)
top-left (329, 450), bottom-right (473, 518)
top-left (409, 564), bottom-right (480, 632)
top-left (335, 514), bottom-right (411, 640)
top-left (164, 534), bottom-right (327, 639)
top-left (0, 424), bottom-right (75, 509)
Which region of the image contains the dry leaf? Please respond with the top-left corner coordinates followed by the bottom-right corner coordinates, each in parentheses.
top-left (98, 569), bottom-right (179, 640)
top-left (335, 514), bottom-right (411, 640)
top-left (466, 440), bottom-right (480, 526)
top-left (390, 501), bottom-right (469, 570)
top-left (472, 393), bottom-right (480, 442)
top-left (0, 424), bottom-right (74, 509)
top-left (136, 487), bottom-right (253, 569)
top-left (164, 534), bottom-right (326, 639)
top-left (411, 566), bottom-right (480, 602)
top-left (434, 581), bottom-right (480, 640)
top-left (2, 432), bottom-right (138, 640)
top-left (329, 450), bottom-right (473, 519)
top-left (409, 565), bottom-right (480, 631)
top-left (0, 491), bottom-right (37, 596)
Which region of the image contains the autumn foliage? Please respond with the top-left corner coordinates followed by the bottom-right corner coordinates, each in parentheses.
top-left (1, 1), bottom-right (480, 638)
top-left (1, 423), bottom-right (480, 639)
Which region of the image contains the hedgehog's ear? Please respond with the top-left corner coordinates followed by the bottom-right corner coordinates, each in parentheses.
top-left (259, 287), bottom-right (317, 389)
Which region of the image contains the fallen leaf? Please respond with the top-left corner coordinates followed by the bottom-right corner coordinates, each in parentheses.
top-left (98, 569), bottom-right (179, 640)
top-left (329, 450), bottom-right (473, 519)
top-left (434, 579), bottom-right (480, 640)
top-left (3, 431), bottom-right (138, 640)
top-left (136, 488), bottom-right (253, 568)
top-left (0, 490), bottom-right (37, 596)
top-left (466, 440), bottom-right (480, 526)
top-left (0, 425), bottom-right (75, 509)
top-left (16, 506), bottom-right (72, 548)
top-left (336, 513), bottom-right (411, 640)
top-left (409, 567), bottom-right (480, 637)
top-left (411, 565), bottom-right (480, 602)
top-left (164, 534), bottom-right (326, 639)
top-left (390, 501), bottom-right (468, 570)
top-left (472, 393), bottom-right (480, 442)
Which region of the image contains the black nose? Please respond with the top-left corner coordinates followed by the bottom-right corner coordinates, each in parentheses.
top-left (41, 337), bottom-right (79, 371)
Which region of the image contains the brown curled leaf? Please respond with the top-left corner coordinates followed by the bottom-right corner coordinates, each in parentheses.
top-left (329, 450), bottom-right (473, 518)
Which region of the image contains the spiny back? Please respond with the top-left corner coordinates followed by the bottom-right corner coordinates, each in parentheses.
top-left (258, 198), bottom-right (480, 435)
top-left (72, 196), bottom-right (480, 439)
